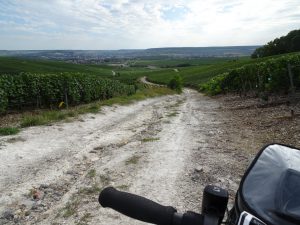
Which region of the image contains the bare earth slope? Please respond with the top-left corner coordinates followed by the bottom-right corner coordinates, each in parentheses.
top-left (1, 89), bottom-right (298, 225)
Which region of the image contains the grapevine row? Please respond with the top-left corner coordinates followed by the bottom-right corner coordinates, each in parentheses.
top-left (200, 54), bottom-right (300, 96)
top-left (0, 73), bottom-right (135, 113)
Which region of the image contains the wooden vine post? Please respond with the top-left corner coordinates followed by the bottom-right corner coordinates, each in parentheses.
top-left (287, 63), bottom-right (299, 118)
top-left (287, 64), bottom-right (295, 96)
top-left (64, 87), bottom-right (69, 109)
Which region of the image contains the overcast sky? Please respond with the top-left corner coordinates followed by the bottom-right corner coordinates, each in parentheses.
top-left (0, 0), bottom-right (300, 50)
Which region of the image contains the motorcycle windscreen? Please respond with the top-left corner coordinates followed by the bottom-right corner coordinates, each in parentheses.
top-left (242, 144), bottom-right (300, 225)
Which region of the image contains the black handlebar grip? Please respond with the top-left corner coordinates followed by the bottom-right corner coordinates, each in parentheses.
top-left (99, 187), bottom-right (177, 225)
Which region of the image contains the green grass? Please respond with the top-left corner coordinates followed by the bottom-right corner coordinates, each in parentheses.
top-left (125, 155), bottom-right (141, 165)
top-left (76, 213), bottom-right (92, 225)
top-left (116, 184), bottom-right (130, 190)
top-left (166, 112), bottom-right (179, 117)
top-left (62, 199), bottom-right (80, 218)
top-left (99, 174), bottom-right (110, 186)
top-left (21, 111), bottom-right (68, 127)
top-left (87, 169), bottom-right (96, 178)
top-left (141, 137), bottom-right (160, 142)
top-left (19, 86), bottom-right (175, 128)
top-left (60, 184), bottom-right (100, 219)
top-left (84, 105), bottom-right (100, 114)
top-left (78, 185), bottom-right (101, 195)
top-left (0, 127), bottom-right (20, 136)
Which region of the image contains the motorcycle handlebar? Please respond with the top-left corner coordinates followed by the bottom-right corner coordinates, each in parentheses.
top-left (99, 187), bottom-right (178, 225)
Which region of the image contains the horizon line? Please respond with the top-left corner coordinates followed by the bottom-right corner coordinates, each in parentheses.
top-left (0, 45), bottom-right (261, 51)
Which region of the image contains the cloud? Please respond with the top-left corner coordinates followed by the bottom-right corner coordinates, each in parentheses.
top-left (0, 0), bottom-right (299, 49)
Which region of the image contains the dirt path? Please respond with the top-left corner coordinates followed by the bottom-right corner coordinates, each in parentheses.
top-left (0, 90), bottom-right (257, 225)
top-left (139, 76), bottom-right (163, 87)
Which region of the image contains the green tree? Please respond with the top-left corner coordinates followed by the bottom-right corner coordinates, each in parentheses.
top-left (251, 29), bottom-right (300, 58)
top-left (291, 35), bottom-right (300, 52)
top-left (168, 74), bottom-right (183, 93)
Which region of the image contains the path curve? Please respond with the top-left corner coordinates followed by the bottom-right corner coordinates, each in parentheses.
top-left (139, 76), bottom-right (164, 87)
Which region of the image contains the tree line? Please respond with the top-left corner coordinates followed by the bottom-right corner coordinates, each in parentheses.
top-left (252, 29), bottom-right (300, 58)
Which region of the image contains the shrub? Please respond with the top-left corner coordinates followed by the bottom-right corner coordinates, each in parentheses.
top-left (168, 74), bottom-right (183, 93)
top-left (0, 127), bottom-right (20, 136)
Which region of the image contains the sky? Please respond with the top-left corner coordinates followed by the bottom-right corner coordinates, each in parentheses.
top-left (0, 0), bottom-right (300, 50)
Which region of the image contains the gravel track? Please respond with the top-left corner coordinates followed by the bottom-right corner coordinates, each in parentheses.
top-left (0, 89), bottom-right (252, 225)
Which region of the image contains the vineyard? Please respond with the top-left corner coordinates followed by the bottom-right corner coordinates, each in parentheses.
top-left (142, 54), bottom-right (296, 88)
top-left (200, 53), bottom-right (300, 96)
top-left (0, 73), bottom-right (135, 113)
